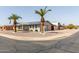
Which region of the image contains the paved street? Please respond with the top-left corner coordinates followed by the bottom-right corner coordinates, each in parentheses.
top-left (0, 36), bottom-right (16, 52)
top-left (0, 31), bottom-right (79, 53)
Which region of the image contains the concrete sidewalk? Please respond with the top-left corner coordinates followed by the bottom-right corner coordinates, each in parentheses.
top-left (0, 29), bottom-right (78, 41)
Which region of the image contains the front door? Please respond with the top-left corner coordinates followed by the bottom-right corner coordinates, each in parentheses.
top-left (51, 26), bottom-right (54, 30)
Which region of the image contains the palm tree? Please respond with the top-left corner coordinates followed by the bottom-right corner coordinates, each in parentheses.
top-left (58, 22), bottom-right (61, 30)
top-left (35, 7), bottom-right (51, 33)
top-left (8, 14), bottom-right (22, 32)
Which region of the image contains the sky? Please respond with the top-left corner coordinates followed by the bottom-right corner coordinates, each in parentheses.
top-left (0, 6), bottom-right (79, 25)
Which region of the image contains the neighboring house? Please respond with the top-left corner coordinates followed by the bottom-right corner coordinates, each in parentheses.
top-left (51, 22), bottom-right (64, 30)
top-left (17, 21), bottom-right (54, 32)
top-left (51, 22), bottom-right (59, 30)
top-left (0, 25), bottom-right (13, 31)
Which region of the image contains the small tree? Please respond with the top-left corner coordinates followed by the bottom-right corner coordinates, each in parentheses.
top-left (8, 14), bottom-right (22, 32)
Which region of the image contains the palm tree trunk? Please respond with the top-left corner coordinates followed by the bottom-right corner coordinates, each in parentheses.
top-left (58, 22), bottom-right (61, 30)
top-left (14, 24), bottom-right (16, 32)
top-left (13, 19), bottom-right (17, 32)
top-left (58, 26), bottom-right (60, 30)
top-left (40, 17), bottom-right (45, 33)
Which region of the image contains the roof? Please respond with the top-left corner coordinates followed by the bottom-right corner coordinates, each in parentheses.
top-left (52, 22), bottom-right (58, 26)
top-left (18, 21), bottom-right (40, 25)
top-left (51, 22), bottom-right (64, 26)
top-left (18, 21), bottom-right (53, 25)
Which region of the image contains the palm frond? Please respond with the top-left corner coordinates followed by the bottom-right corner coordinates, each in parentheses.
top-left (35, 10), bottom-right (42, 16)
top-left (17, 16), bottom-right (22, 19)
top-left (35, 7), bottom-right (51, 17)
top-left (8, 16), bottom-right (12, 20)
top-left (8, 14), bottom-right (22, 20)
top-left (44, 6), bottom-right (47, 10)
top-left (45, 9), bottom-right (51, 14)
top-left (40, 9), bottom-right (45, 16)
top-left (9, 20), bottom-right (11, 24)
top-left (8, 14), bottom-right (22, 24)
top-left (43, 6), bottom-right (47, 14)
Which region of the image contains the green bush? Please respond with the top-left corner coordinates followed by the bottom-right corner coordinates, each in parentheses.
top-left (30, 30), bottom-right (33, 32)
top-left (35, 30), bottom-right (38, 32)
top-left (65, 24), bottom-right (78, 29)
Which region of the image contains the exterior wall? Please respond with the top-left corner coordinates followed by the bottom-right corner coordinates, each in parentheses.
top-left (17, 21), bottom-right (54, 32)
top-left (53, 25), bottom-right (64, 30)
top-left (22, 25), bottom-right (29, 31)
top-left (17, 25), bottom-right (29, 31)
top-left (44, 21), bottom-right (52, 31)
top-left (45, 25), bottom-right (51, 31)
top-left (17, 25), bottom-right (40, 32)
top-left (48, 25), bottom-right (52, 31)
top-left (29, 25), bottom-right (40, 32)
top-left (17, 25), bottom-right (22, 31)
top-left (59, 26), bottom-right (64, 30)
top-left (29, 25), bottom-right (34, 31)
top-left (54, 26), bottom-right (58, 30)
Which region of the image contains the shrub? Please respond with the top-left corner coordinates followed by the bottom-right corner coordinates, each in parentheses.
top-left (30, 30), bottom-right (33, 32)
top-left (65, 24), bottom-right (78, 29)
top-left (35, 30), bottom-right (38, 32)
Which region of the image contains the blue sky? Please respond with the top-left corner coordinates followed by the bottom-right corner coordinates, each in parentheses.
top-left (0, 6), bottom-right (79, 25)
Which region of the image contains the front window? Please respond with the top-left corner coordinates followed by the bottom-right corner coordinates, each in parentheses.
top-left (29, 25), bottom-right (31, 28)
top-left (18, 26), bottom-right (22, 29)
top-left (35, 25), bottom-right (37, 28)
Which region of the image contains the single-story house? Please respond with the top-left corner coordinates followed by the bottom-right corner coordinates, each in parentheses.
top-left (51, 22), bottom-right (64, 30)
top-left (17, 21), bottom-right (52, 32)
top-left (17, 21), bottom-right (64, 32)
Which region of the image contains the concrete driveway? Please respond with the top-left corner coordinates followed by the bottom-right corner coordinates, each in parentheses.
top-left (0, 30), bottom-right (79, 52)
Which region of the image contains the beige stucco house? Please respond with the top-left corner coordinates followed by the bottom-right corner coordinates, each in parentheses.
top-left (17, 21), bottom-right (64, 32)
top-left (17, 21), bottom-right (53, 32)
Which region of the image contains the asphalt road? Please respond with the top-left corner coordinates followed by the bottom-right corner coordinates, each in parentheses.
top-left (0, 31), bottom-right (79, 53)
